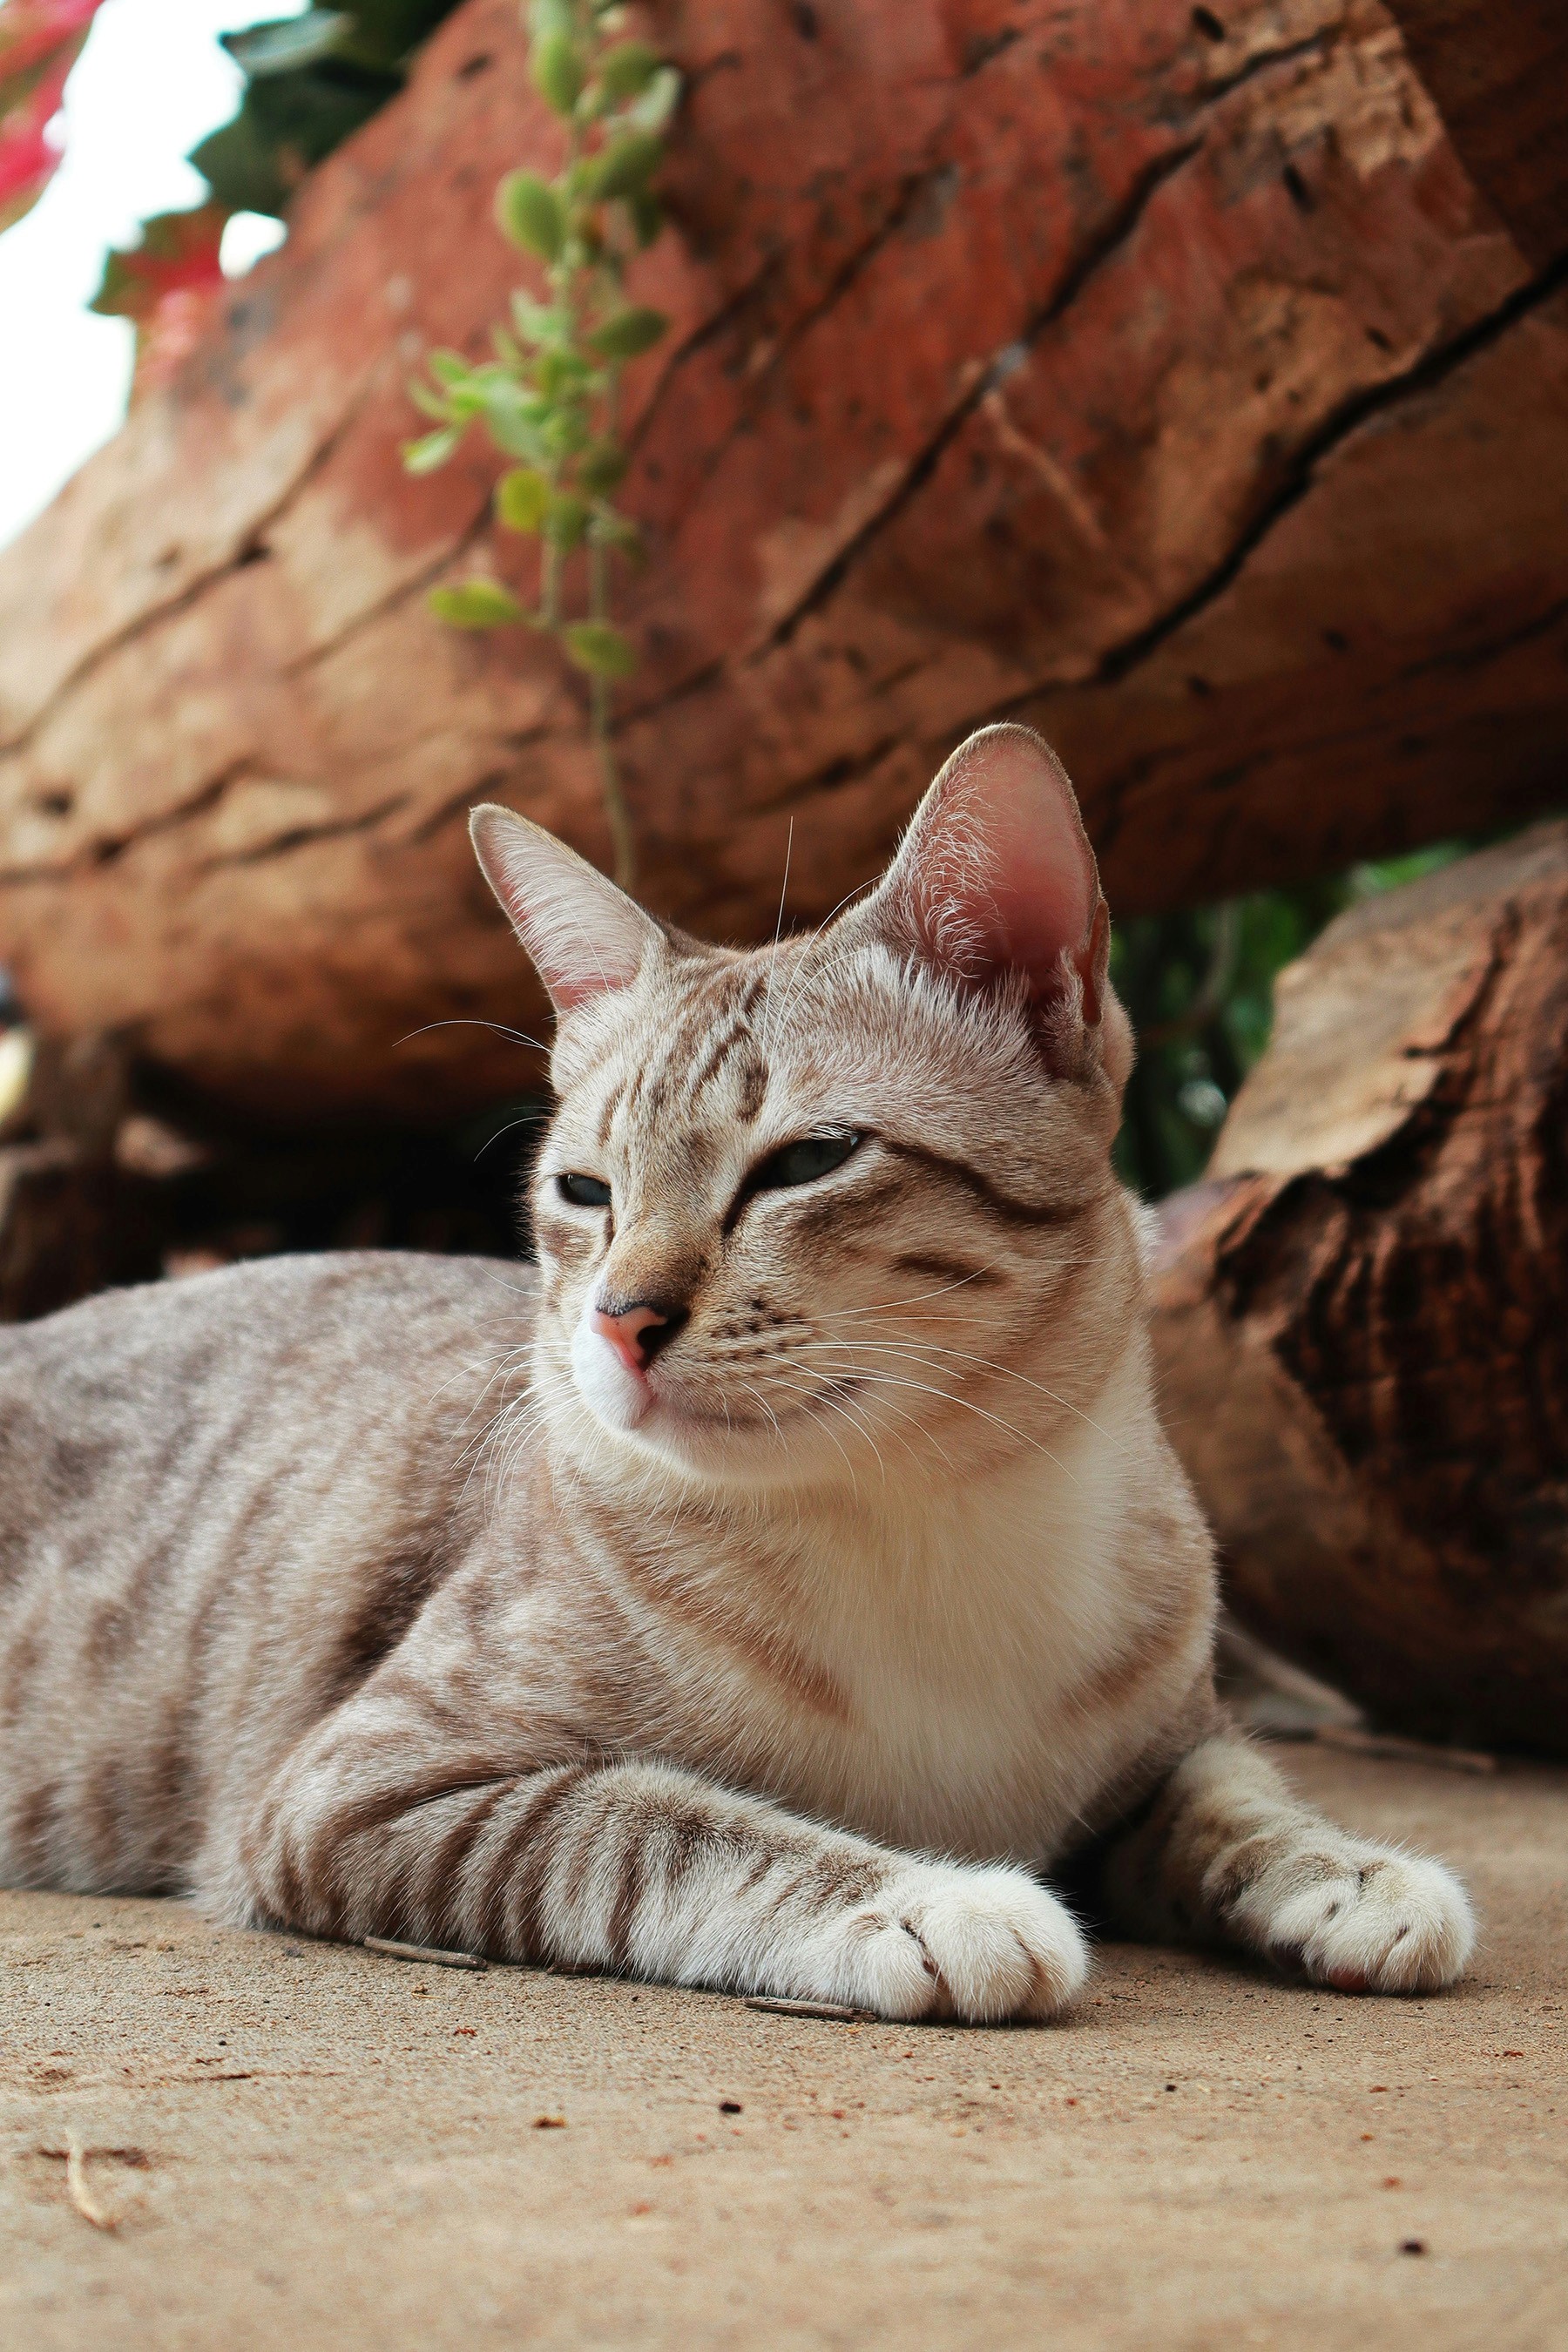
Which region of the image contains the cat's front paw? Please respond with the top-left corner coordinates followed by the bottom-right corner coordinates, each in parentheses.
top-left (1240, 1847), bottom-right (1475, 1995)
top-left (815, 1862), bottom-right (1089, 2024)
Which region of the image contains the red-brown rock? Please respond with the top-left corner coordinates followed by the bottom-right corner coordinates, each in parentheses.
top-left (0, 0), bottom-right (1564, 1120)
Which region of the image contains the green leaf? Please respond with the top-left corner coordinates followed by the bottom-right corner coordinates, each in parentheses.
top-left (584, 129), bottom-right (662, 202)
top-left (188, 110), bottom-right (294, 218)
top-left (528, 0), bottom-right (577, 38)
top-left (531, 27), bottom-right (585, 117)
top-left (591, 506), bottom-right (643, 553)
top-left (535, 349), bottom-right (594, 402)
top-left (627, 191), bottom-right (663, 249)
top-left (544, 492), bottom-right (590, 548)
top-left (408, 377), bottom-right (452, 422)
top-left (577, 439), bottom-right (628, 495)
top-left (588, 305), bottom-right (667, 361)
top-left (483, 385), bottom-right (551, 461)
top-left (429, 580), bottom-right (526, 629)
top-left (402, 425), bottom-right (462, 473)
top-left (496, 468), bottom-right (551, 532)
top-left (221, 12), bottom-right (352, 78)
top-left (596, 39), bottom-right (660, 100)
top-left (428, 349), bottom-right (473, 386)
top-left (441, 364), bottom-right (524, 421)
top-left (541, 406), bottom-right (592, 459)
top-left (496, 170), bottom-right (565, 260)
top-left (511, 294), bottom-right (571, 348)
top-left (564, 621), bottom-right (638, 678)
top-left (628, 65), bottom-right (681, 133)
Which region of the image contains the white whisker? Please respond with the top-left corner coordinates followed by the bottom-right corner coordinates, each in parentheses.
top-left (792, 1351), bottom-right (1081, 1484)
top-left (797, 1333), bottom-right (1117, 1443)
top-left (393, 1017), bottom-right (547, 1051)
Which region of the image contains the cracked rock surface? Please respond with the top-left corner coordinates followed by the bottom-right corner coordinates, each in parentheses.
top-left (1151, 821), bottom-right (1568, 1756)
top-left (1, 0), bottom-right (1565, 1120)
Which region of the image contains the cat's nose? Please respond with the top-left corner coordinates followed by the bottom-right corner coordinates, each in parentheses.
top-left (591, 1298), bottom-right (687, 1375)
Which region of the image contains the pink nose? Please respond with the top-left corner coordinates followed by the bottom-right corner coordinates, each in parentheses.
top-left (591, 1301), bottom-right (675, 1376)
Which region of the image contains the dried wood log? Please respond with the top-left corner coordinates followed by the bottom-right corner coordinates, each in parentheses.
top-left (1, 0), bottom-right (1565, 1122)
top-left (1149, 821), bottom-right (1568, 1757)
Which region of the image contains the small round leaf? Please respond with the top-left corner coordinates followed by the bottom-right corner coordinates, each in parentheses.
top-left (402, 425), bottom-right (462, 474)
top-left (589, 305), bottom-right (668, 361)
top-left (529, 0), bottom-right (574, 38)
top-left (429, 580), bottom-right (527, 628)
top-left (585, 130), bottom-right (662, 202)
top-left (629, 66), bottom-right (681, 133)
top-left (564, 621), bottom-right (638, 677)
top-left (496, 170), bottom-right (565, 260)
top-left (544, 492), bottom-right (590, 548)
top-left (577, 440), bottom-right (628, 495)
top-left (628, 191), bottom-right (663, 250)
top-left (532, 28), bottom-right (585, 117)
top-left (597, 39), bottom-right (660, 99)
top-left (496, 468), bottom-right (551, 532)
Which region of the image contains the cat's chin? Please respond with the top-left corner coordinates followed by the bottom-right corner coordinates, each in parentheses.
top-left (583, 1387), bottom-right (794, 1480)
top-left (564, 1371), bottom-right (822, 1486)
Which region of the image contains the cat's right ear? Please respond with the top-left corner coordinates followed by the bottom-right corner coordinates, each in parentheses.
top-left (470, 805), bottom-right (660, 1014)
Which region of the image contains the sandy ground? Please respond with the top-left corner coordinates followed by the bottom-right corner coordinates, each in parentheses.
top-left (2, 1746), bottom-right (1564, 2352)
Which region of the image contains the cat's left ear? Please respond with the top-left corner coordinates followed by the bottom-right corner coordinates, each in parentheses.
top-left (470, 804), bottom-right (661, 1014)
top-left (855, 724), bottom-right (1132, 1085)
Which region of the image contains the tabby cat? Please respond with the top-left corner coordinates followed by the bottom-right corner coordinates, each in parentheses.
top-left (0, 727), bottom-right (1473, 2017)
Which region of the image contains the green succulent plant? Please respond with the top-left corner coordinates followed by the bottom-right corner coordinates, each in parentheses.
top-left (403, 0), bottom-right (679, 889)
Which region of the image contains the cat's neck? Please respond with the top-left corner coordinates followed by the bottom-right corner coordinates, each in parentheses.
top-left (533, 1333), bottom-right (1152, 1634)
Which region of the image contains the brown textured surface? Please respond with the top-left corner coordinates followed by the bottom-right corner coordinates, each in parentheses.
top-left (1, 0), bottom-right (1566, 1120)
top-left (1150, 822), bottom-right (1568, 1755)
top-left (1382, 0), bottom-right (1568, 267)
top-left (2, 1747), bottom-right (1564, 2350)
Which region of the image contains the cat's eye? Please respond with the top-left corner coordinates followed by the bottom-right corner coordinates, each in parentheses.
top-left (752, 1132), bottom-right (862, 1192)
top-left (557, 1172), bottom-right (612, 1208)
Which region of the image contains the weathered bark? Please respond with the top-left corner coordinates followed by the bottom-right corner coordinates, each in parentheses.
top-left (2, 0), bottom-right (1565, 1122)
top-left (1381, 0), bottom-right (1568, 267)
top-left (1149, 821), bottom-right (1568, 1757)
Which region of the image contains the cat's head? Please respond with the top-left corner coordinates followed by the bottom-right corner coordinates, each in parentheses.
top-left (471, 725), bottom-right (1142, 1491)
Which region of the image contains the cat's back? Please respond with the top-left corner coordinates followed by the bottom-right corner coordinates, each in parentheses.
top-left (0, 1252), bottom-right (535, 1895)
top-left (0, 1248), bottom-right (530, 1522)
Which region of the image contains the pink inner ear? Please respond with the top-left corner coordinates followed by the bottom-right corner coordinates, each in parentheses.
top-left (907, 727), bottom-right (1101, 1011)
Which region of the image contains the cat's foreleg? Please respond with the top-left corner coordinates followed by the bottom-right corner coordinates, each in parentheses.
top-left (1097, 1730), bottom-right (1475, 1993)
top-left (230, 1733), bottom-right (1089, 2022)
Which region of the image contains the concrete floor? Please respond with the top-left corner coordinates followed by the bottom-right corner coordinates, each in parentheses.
top-left (2, 1747), bottom-right (1564, 2351)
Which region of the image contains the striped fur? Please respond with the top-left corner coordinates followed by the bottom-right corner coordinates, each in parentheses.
top-left (0, 728), bottom-right (1473, 2013)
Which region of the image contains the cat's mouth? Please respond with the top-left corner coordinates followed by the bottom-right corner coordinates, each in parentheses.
top-left (645, 1375), bottom-right (865, 1436)
top-left (570, 1320), bottom-right (865, 1451)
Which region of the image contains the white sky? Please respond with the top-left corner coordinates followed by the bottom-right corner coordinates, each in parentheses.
top-left (0, 0), bottom-right (304, 551)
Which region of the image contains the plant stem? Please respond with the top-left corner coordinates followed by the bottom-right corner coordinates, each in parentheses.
top-left (549, 22), bottom-right (635, 886)
top-left (589, 524), bottom-right (635, 888)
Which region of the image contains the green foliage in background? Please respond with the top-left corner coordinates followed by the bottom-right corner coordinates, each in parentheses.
top-left (403, 0), bottom-right (679, 889)
top-left (193, 1), bottom-right (461, 218)
top-left (1112, 844), bottom-right (1469, 1200)
top-left (89, 3), bottom-right (461, 342)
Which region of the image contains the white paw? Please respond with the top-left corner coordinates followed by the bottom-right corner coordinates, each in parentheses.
top-left (1238, 1847), bottom-right (1476, 1995)
top-left (809, 1861), bottom-right (1089, 2024)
